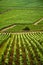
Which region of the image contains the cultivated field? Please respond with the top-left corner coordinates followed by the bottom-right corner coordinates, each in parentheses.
top-left (0, 0), bottom-right (43, 11)
top-left (0, 8), bottom-right (43, 30)
top-left (0, 0), bottom-right (43, 32)
top-left (0, 0), bottom-right (43, 65)
top-left (0, 32), bottom-right (43, 65)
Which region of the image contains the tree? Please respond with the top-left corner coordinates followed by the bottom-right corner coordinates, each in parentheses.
top-left (23, 26), bottom-right (30, 31)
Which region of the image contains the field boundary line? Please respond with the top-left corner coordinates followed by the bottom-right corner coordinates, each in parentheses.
top-left (0, 25), bottom-right (16, 32)
top-left (0, 31), bottom-right (43, 34)
top-left (34, 18), bottom-right (43, 25)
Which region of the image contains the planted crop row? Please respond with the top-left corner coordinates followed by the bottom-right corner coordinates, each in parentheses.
top-left (0, 32), bottom-right (43, 65)
top-left (0, 33), bottom-right (10, 46)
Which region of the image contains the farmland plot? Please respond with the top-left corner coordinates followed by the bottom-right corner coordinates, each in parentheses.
top-left (0, 32), bottom-right (43, 65)
top-left (0, 8), bottom-right (43, 30)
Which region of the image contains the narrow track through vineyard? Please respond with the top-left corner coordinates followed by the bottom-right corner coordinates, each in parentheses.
top-left (0, 32), bottom-right (43, 65)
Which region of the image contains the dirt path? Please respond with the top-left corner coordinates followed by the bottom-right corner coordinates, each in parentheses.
top-left (0, 31), bottom-right (43, 35)
top-left (0, 25), bottom-right (16, 32)
top-left (34, 18), bottom-right (43, 25)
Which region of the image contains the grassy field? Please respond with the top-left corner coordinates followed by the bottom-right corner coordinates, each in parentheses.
top-left (0, 32), bottom-right (43, 65)
top-left (0, 20), bottom-right (43, 32)
top-left (0, 0), bottom-right (43, 32)
top-left (0, 0), bottom-right (43, 11)
top-left (0, 8), bottom-right (43, 31)
top-left (1, 24), bottom-right (43, 33)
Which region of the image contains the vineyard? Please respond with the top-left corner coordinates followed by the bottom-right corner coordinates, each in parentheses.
top-left (0, 0), bottom-right (43, 65)
top-left (0, 32), bottom-right (43, 65)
